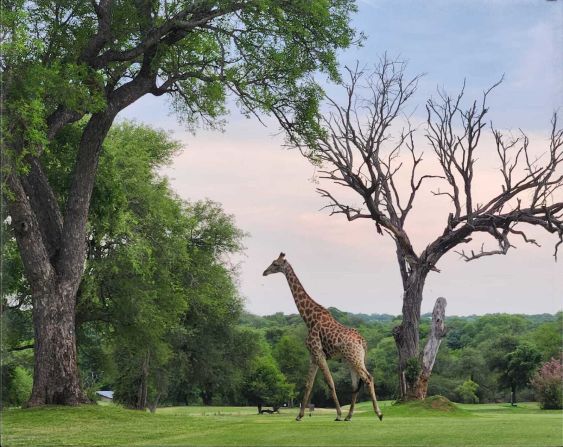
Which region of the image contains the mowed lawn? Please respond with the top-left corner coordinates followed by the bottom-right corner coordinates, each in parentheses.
top-left (2, 399), bottom-right (562, 447)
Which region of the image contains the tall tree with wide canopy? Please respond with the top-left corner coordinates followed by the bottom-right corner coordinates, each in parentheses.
top-left (1, 0), bottom-right (358, 405)
top-left (286, 56), bottom-right (563, 400)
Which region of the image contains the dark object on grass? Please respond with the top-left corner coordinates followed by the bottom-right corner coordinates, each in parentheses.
top-left (258, 405), bottom-right (281, 414)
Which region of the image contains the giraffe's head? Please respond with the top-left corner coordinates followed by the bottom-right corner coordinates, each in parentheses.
top-left (262, 252), bottom-right (287, 276)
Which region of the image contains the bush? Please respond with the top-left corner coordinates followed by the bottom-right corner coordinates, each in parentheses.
top-left (85, 386), bottom-right (100, 403)
top-left (455, 379), bottom-right (479, 403)
top-left (242, 354), bottom-right (294, 411)
top-left (531, 357), bottom-right (563, 409)
top-left (427, 375), bottom-right (462, 401)
top-left (3, 366), bottom-right (33, 407)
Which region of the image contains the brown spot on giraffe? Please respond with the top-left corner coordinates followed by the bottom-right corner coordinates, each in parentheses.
top-left (263, 252), bottom-right (383, 422)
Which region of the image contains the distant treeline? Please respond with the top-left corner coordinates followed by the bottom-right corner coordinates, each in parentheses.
top-left (238, 309), bottom-right (562, 407)
top-left (2, 301), bottom-right (561, 409)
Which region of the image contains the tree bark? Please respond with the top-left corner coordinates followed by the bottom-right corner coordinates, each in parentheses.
top-left (136, 351), bottom-right (150, 410)
top-left (393, 270), bottom-right (446, 401)
top-left (28, 281), bottom-right (87, 405)
top-left (393, 269), bottom-right (426, 400)
top-left (6, 171), bottom-right (86, 405)
top-left (6, 109), bottom-right (118, 406)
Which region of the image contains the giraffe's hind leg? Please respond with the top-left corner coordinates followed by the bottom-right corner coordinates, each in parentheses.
top-left (356, 366), bottom-right (383, 421)
top-left (344, 369), bottom-right (360, 421)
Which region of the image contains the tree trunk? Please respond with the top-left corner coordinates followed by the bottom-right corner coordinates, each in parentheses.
top-left (393, 270), bottom-right (446, 401)
top-left (148, 392), bottom-right (160, 414)
top-left (6, 107), bottom-right (120, 406)
top-left (28, 281), bottom-right (87, 406)
top-left (136, 351), bottom-right (150, 410)
top-left (393, 269), bottom-right (425, 400)
top-left (201, 388), bottom-right (213, 405)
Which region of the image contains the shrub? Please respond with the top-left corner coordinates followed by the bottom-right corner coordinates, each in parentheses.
top-left (242, 354), bottom-right (294, 411)
top-left (531, 357), bottom-right (563, 410)
top-left (3, 366), bottom-right (33, 407)
top-left (455, 379), bottom-right (479, 403)
top-left (405, 357), bottom-right (421, 385)
top-left (427, 375), bottom-right (462, 401)
top-left (85, 386), bottom-right (100, 403)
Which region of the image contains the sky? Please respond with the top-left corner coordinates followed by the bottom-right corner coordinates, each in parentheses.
top-left (120, 0), bottom-right (563, 317)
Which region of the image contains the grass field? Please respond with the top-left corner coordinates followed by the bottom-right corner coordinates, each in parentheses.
top-left (2, 399), bottom-right (562, 447)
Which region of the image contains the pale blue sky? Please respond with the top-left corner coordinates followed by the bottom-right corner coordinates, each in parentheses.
top-left (121, 1), bottom-right (563, 316)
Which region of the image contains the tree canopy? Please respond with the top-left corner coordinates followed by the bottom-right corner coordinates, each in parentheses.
top-left (2, 121), bottom-right (247, 409)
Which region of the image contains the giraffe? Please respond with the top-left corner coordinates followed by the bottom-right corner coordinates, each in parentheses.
top-left (263, 253), bottom-right (383, 422)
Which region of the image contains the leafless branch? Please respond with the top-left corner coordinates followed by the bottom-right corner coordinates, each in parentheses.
top-left (293, 57), bottom-right (562, 275)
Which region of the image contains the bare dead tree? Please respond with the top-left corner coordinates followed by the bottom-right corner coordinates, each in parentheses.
top-left (288, 56), bottom-right (563, 400)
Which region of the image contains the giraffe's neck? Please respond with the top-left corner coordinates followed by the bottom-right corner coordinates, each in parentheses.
top-left (283, 263), bottom-right (322, 325)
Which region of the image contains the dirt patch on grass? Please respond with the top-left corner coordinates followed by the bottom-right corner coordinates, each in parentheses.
top-left (425, 396), bottom-right (458, 412)
top-left (394, 395), bottom-right (461, 414)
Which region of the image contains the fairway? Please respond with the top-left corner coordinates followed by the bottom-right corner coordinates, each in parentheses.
top-left (2, 400), bottom-right (562, 447)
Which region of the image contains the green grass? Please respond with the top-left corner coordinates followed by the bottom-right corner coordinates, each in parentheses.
top-left (2, 400), bottom-right (562, 447)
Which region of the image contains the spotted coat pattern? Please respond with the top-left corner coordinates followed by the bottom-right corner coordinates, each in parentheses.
top-left (263, 253), bottom-right (383, 422)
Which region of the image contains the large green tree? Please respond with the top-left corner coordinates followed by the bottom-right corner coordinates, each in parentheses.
top-left (2, 121), bottom-right (247, 409)
top-left (70, 122), bottom-right (247, 410)
top-left (1, 0), bottom-right (358, 405)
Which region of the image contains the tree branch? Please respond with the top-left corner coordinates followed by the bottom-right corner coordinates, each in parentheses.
top-left (8, 344), bottom-right (35, 352)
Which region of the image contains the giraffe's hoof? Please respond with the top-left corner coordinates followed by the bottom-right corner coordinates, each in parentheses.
top-left (295, 416), bottom-right (302, 422)
top-left (344, 417), bottom-right (352, 422)
top-left (378, 414), bottom-right (383, 421)
top-left (334, 417), bottom-right (342, 421)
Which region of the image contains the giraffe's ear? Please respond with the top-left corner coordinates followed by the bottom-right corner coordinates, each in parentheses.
top-left (279, 252), bottom-right (286, 259)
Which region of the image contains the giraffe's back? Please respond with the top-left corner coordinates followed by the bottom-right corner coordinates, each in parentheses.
top-left (318, 320), bottom-right (367, 360)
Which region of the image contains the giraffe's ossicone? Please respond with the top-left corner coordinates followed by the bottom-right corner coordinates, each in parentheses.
top-left (263, 252), bottom-right (383, 422)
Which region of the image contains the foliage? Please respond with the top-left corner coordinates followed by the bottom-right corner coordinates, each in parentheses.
top-left (368, 337), bottom-right (399, 399)
top-left (3, 121), bottom-right (247, 409)
top-left (80, 123), bottom-right (245, 408)
top-left (272, 334), bottom-right (309, 398)
top-left (405, 357), bottom-right (422, 386)
top-left (528, 315), bottom-right (563, 360)
top-left (499, 342), bottom-right (542, 399)
top-left (3, 0), bottom-right (358, 160)
top-left (455, 380), bottom-right (479, 404)
top-left (1, 366), bottom-right (33, 407)
top-left (240, 310), bottom-right (558, 406)
top-left (242, 354), bottom-right (294, 410)
top-left (531, 358), bottom-right (563, 410)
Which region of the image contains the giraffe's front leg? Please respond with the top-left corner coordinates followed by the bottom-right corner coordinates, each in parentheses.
top-left (317, 355), bottom-right (343, 421)
top-left (296, 360), bottom-right (318, 421)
